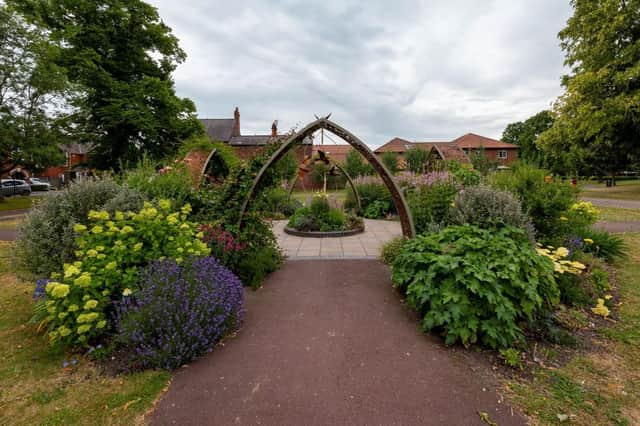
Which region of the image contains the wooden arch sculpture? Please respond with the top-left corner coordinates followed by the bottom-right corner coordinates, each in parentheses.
top-left (239, 117), bottom-right (416, 238)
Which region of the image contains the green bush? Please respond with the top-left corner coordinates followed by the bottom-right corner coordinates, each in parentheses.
top-left (380, 237), bottom-right (405, 265)
top-left (407, 182), bottom-right (458, 233)
top-left (16, 177), bottom-right (142, 277)
top-left (447, 161), bottom-right (481, 186)
top-left (580, 229), bottom-right (627, 262)
top-left (391, 225), bottom-right (559, 349)
top-left (38, 200), bottom-right (210, 347)
top-left (124, 156), bottom-right (194, 206)
top-left (288, 196), bottom-right (361, 232)
top-left (310, 194), bottom-right (331, 216)
top-left (345, 182), bottom-right (395, 217)
top-left (451, 184), bottom-right (534, 241)
top-left (253, 187), bottom-right (301, 218)
top-left (488, 164), bottom-right (577, 242)
top-left (381, 152), bottom-right (398, 174)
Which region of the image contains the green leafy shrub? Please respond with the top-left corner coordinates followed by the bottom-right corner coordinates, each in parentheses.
top-left (488, 164), bottom-right (577, 242)
top-left (380, 237), bottom-right (405, 265)
top-left (345, 181), bottom-right (395, 218)
top-left (39, 200), bottom-right (210, 347)
top-left (407, 182), bottom-right (458, 233)
top-left (391, 225), bottom-right (559, 349)
top-left (199, 217), bottom-right (283, 289)
top-left (288, 195), bottom-right (361, 232)
top-left (16, 177), bottom-right (142, 277)
top-left (447, 160), bottom-right (481, 186)
top-left (451, 184), bottom-right (535, 241)
top-left (580, 229), bottom-right (627, 262)
top-left (499, 348), bottom-right (523, 369)
top-left (381, 152), bottom-right (398, 174)
top-left (124, 156), bottom-right (194, 206)
top-left (254, 187), bottom-right (301, 218)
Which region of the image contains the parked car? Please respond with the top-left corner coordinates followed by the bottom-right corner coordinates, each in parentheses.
top-left (1, 179), bottom-right (32, 197)
top-left (29, 177), bottom-right (52, 191)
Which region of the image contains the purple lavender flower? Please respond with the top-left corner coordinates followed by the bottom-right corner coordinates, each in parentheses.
top-left (33, 278), bottom-right (50, 300)
top-left (114, 257), bottom-right (244, 371)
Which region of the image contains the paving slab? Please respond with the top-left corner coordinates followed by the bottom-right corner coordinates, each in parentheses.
top-left (273, 219), bottom-right (401, 259)
top-left (152, 260), bottom-right (523, 426)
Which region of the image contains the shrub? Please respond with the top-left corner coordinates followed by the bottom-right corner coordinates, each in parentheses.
top-left (407, 182), bottom-right (458, 233)
top-left (124, 156), bottom-right (194, 206)
top-left (451, 184), bottom-right (535, 241)
top-left (114, 257), bottom-right (243, 371)
top-left (447, 161), bottom-right (481, 186)
top-left (391, 225), bottom-right (559, 349)
top-left (199, 218), bottom-right (283, 289)
top-left (488, 164), bottom-right (577, 242)
top-left (345, 181), bottom-right (395, 218)
top-left (381, 152), bottom-right (398, 174)
top-left (16, 177), bottom-right (138, 277)
top-left (39, 200), bottom-right (210, 347)
top-left (254, 187), bottom-right (300, 218)
top-left (380, 237), bottom-right (405, 265)
top-left (580, 229), bottom-right (627, 262)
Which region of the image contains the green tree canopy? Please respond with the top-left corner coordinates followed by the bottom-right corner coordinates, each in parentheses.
top-left (380, 152), bottom-right (398, 174)
top-left (502, 110), bottom-right (555, 166)
top-left (11, 0), bottom-right (204, 170)
top-left (539, 0), bottom-right (640, 177)
top-left (0, 6), bottom-right (68, 174)
top-left (404, 145), bottom-right (431, 173)
top-left (342, 149), bottom-right (373, 178)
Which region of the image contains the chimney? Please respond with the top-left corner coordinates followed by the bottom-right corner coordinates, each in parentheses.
top-left (232, 107), bottom-right (241, 137)
top-left (271, 120), bottom-right (278, 137)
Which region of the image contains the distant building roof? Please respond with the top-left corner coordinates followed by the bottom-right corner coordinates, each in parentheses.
top-left (229, 135), bottom-right (272, 146)
top-left (451, 133), bottom-right (519, 149)
top-left (200, 118), bottom-right (235, 142)
top-left (430, 143), bottom-right (470, 163)
top-left (374, 137), bottom-right (413, 153)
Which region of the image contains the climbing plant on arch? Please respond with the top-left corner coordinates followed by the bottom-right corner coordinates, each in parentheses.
top-left (239, 117), bottom-right (416, 238)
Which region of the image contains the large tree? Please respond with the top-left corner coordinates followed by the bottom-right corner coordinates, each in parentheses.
top-left (11, 0), bottom-right (203, 169)
top-left (0, 6), bottom-right (68, 174)
top-left (502, 110), bottom-right (555, 166)
top-left (538, 0), bottom-right (640, 179)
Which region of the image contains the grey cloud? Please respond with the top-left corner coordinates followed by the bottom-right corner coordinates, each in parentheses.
top-left (150, 0), bottom-right (572, 147)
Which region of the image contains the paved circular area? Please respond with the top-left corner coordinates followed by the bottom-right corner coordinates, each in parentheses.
top-left (273, 219), bottom-right (402, 259)
top-left (594, 221), bottom-right (640, 233)
top-left (152, 260), bottom-right (523, 426)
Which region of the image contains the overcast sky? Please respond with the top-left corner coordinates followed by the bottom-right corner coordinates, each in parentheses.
top-left (149, 0), bottom-right (573, 148)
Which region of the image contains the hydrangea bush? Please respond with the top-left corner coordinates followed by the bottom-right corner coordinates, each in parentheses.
top-left (40, 200), bottom-right (210, 347)
top-left (114, 257), bottom-right (244, 371)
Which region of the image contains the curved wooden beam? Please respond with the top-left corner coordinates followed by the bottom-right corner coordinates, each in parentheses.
top-left (239, 117), bottom-right (415, 238)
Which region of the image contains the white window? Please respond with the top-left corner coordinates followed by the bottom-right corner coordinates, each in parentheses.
top-left (498, 150), bottom-right (508, 159)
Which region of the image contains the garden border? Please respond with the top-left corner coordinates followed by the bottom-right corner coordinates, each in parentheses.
top-left (283, 225), bottom-right (365, 238)
top-left (238, 117), bottom-right (415, 238)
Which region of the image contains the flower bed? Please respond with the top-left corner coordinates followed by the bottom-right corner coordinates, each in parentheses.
top-left (287, 194), bottom-right (363, 237)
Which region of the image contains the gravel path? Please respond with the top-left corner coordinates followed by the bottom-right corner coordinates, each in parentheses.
top-left (152, 260), bottom-right (523, 426)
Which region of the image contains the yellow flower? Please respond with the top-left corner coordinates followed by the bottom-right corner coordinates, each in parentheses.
top-left (181, 204), bottom-right (192, 215)
top-left (64, 264), bottom-right (81, 278)
top-left (73, 272), bottom-right (92, 287)
top-left (88, 210), bottom-right (109, 221)
top-left (77, 324), bottom-right (92, 334)
top-left (105, 261), bottom-right (117, 270)
top-left (584, 238), bottom-right (594, 244)
top-left (76, 312), bottom-right (99, 323)
top-left (97, 253), bottom-right (106, 260)
top-left (180, 223), bottom-right (189, 230)
top-left (120, 226), bottom-right (134, 234)
top-left (96, 245), bottom-right (105, 252)
top-left (84, 300), bottom-right (98, 310)
top-left (57, 312), bottom-right (68, 319)
top-left (158, 199), bottom-right (171, 210)
top-left (591, 298), bottom-right (610, 317)
top-left (122, 288), bottom-right (132, 296)
top-left (133, 242), bottom-right (143, 251)
top-left (166, 213), bottom-right (179, 225)
top-left (58, 326), bottom-right (71, 337)
top-left (68, 304), bottom-right (79, 312)
top-left (604, 294), bottom-right (613, 300)
top-left (91, 225), bottom-right (103, 234)
top-left (177, 247), bottom-right (184, 253)
top-left (556, 247), bottom-right (569, 258)
top-left (96, 320), bottom-right (106, 329)
top-left (73, 224), bottom-right (87, 233)
top-left (86, 249), bottom-right (98, 257)
top-left (560, 216), bottom-right (569, 222)
top-left (46, 282), bottom-right (70, 298)
top-left (196, 231), bottom-right (204, 239)
top-left (114, 211), bottom-right (124, 221)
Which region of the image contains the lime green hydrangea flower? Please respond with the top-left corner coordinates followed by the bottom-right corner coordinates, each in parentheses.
top-left (158, 199), bottom-right (171, 210)
top-left (64, 263), bottom-right (81, 278)
top-left (74, 272), bottom-right (92, 287)
top-left (114, 211), bottom-right (124, 221)
top-left (133, 242), bottom-right (143, 251)
top-left (86, 249), bottom-right (98, 257)
top-left (73, 224), bottom-right (87, 233)
top-left (46, 282), bottom-right (70, 298)
top-left (105, 261), bottom-right (117, 271)
top-left (77, 312), bottom-right (99, 323)
top-left (120, 226), bottom-right (133, 234)
top-left (77, 324), bottom-right (92, 334)
top-left (88, 210), bottom-right (110, 221)
top-left (68, 304), bottom-right (79, 312)
top-left (58, 326), bottom-right (72, 337)
top-left (84, 300), bottom-right (98, 310)
top-left (91, 225), bottom-right (104, 234)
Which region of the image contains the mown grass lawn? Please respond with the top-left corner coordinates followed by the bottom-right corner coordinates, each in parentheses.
top-left (597, 207), bottom-right (640, 222)
top-left (0, 196), bottom-right (33, 212)
top-left (0, 241), bottom-right (170, 426)
top-left (507, 233), bottom-right (640, 425)
top-left (582, 180), bottom-right (640, 201)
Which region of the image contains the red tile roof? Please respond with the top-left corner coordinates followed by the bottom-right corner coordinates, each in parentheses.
top-left (451, 133), bottom-right (518, 149)
top-left (374, 137), bottom-right (413, 153)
